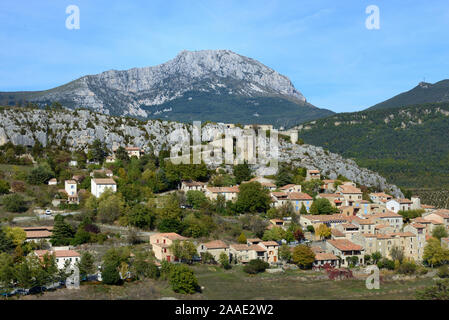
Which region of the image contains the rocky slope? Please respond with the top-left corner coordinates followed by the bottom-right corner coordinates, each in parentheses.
top-left (0, 106), bottom-right (403, 197)
top-left (0, 50), bottom-right (334, 127)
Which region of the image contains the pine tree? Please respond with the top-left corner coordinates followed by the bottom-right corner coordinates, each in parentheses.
top-left (237, 232), bottom-right (247, 244)
top-left (300, 204), bottom-right (308, 215)
top-left (51, 215), bottom-right (75, 246)
top-left (0, 227), bottom-right (14, 253)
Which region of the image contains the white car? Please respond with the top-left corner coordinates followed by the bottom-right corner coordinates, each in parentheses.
top-left (45, 209), bottom-right (52, 215)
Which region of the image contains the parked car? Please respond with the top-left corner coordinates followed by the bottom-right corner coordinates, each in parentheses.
top-left (45, 209), bottom-right (52, 215)
top-left (11, 288), bottom-right (28, 296)
top-left (28, 286), bottom-right (46, 295)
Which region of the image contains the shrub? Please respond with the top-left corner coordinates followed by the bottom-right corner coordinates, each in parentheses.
top-left (243, 259), bottom-right (269, 274)
top-left (397, 261), bottom-right (417, 275)
top-left (2, 194), bottom-right (28, 212)
top-left (169, 264), bottom-right (200, 294)
top-left (438, 265), bottom-right (449, 279)
top-left (101, 263), bottom-right (122, 285)
top-left (0, 180), bottom-right (10, 195)
top-left (377, 258), bottom-right (395, 270)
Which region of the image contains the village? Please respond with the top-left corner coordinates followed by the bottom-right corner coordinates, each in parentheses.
top-left (0, 141), bottom-right (448, 299)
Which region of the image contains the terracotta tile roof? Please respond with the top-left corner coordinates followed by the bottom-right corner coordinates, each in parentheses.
top-left (411, 223), bottom-right (426, 229)
top-left (322, 180), bottom-right (336, 183)
top-left (65, 180), bottom-right (77, 184)
top-left (92, 178), bottom-right (116, 185)
top-left (311, 246), bottom-right (325, 254)
top-left (355, 219), bottom-right (375, 225)
top-left (158, 233), bottom-right (188, 241)
top-left (202, 240), bottom-right (228, 249)
top-left (433, 209), bottom-right (449, 219)
top-left (372, 210), bottom-right (402, 218)
top-left (249, 244), bottom-right (266, 252)
top-left (288, 192), bottom-right (313, 200)
top-left (327, 239), bottom-right (363, 251)
top-left (315, 252), bottom-right (338, 261)
top-left (230, 244), bottom-right (250, 251)
top-left (261, 241), bottom-right (279, 247)
top-left (271, 192), bottom-right (289, 199)
top-left (308, 170), bottom-right (320, 174)
top-left (331, 229), bottom-right (345, 237)
top-left (25, 230), bottom-right (52, 239)
top-left (35, 250), bottom-right (80, 258)
top-left (125, 147), bottom-right (140, 151)
top-left (390, 232), bottom-right (415, 237)
top-left (318, 193), bottom-right (342, 198)
top-left (338, 185), bottom-right (362, 194)
top-left (342, 223), bottom-right (358, 229)
top-left (182, 181), bottom-right (207, 187)
top-left (247, 238), bottom-right (262, 243)
top-left (421, 205), bottom-right (435, 209)
top-left (279, 184), bottom-right (296, 190)
top-left (207, 186), bottom-right (239, 193)
top-left (396, 198), bottom-right (413, 204)
top-left (301, 214), bottom-right (347, 223)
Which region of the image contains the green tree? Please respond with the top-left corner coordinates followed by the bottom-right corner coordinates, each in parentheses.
top-left (186, 190), bottom-right (208, 209)
top-left (235, 182), bottom-right (271, 213)
top-left (309, 198), bottom-right (337, 215)
top-left (51, 215), bottom-right (75, 246)
top-left (88, 139), bottom-right (108, 163)
top-left (0, 180), bottom-right (10, 194)
top-left (26, 165), bottom-right (54, 185)
top-left (233, 162), bottom-right (252, 184)
top-left (237, 232), bottom-right (247, 244)
top-left (315, 224), bottom-right (331, 240)
top-left (169, 240), bottom-right (197, 264)
top-left (169, 264), bottom-right (199, 294)
top-left (218, 252), bottom-right (231, 269)
top-left (243, 259), bottom-right (269, 274)
top-left (275, 165), bottom-right (293, 187)
top-left (390, 245), bottom-right (405, 263)
top-left (101, 263), bottom-right (121, 285)
top-left (76, 252), bottom-right (96, 279)
top-left (292, 245), bottom-right (315, 269)
top-left (299, 203), bottom-right (308, 215)
top-left (279, 244), bottom-right (292, 262)
top-left (423, 238), bottom-right (449, 267)
top-left (371, 252), bottom-right (382, 264)
top-left (127, 204), bottom-right (154, 229)
top-left (115, 146), bottom-right (129, 162)
top-left (0, 227), bottom-right (15, 253)
top-left (432, 226), bottom-right (449, 240)
top-left (2, 194), bottom-right (28, 212)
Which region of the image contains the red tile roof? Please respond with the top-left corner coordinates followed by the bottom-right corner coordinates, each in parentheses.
top-left (202, 240), bottom-right (229, 249)
top-left (327, 239), bottom-right (363, 251)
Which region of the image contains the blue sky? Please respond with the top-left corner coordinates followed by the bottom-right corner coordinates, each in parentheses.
top-left (1, 0), bottom-right (449, 112)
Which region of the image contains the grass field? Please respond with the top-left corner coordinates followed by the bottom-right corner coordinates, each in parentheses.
top-left (18, 264), bottom-right (435, 300)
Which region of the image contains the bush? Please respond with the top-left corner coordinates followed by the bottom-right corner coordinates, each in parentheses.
top-left (377, 258), bottom-right (395, 270)
top-left (0, 180), bottom-right (10, 195)
top-left (397, 261), bottom-right (417, 275)
top-left (169, 264), bottom-right (200, 294)
top-left (2, 194), bottom-right (28, 212)
top-left (243, 259), bottom-right (269, 274)
top-left (101, 263), bottom-right (122, 285)
top-left (26, 165), bottom-right (54, 185)
top-left (438, 265), bottom-right (449, 279)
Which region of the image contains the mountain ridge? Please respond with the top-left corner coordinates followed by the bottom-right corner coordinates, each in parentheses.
top-left (368, 79), bottom-right (449, 111)
top-left (0, 50), bottom-right (334, 127)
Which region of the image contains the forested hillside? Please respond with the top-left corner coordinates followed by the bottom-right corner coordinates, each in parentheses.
top-left (297, 103), bottom-right (449, 189)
